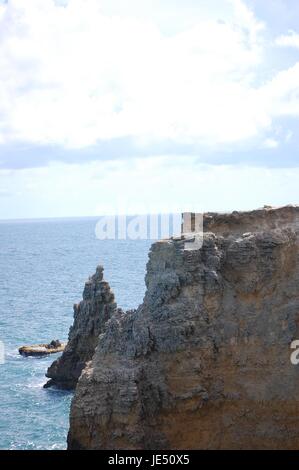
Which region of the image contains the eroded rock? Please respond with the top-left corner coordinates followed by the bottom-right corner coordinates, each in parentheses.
top-left (54, 205), bottom-right (299, 448)
top-left (44, 266), bottom-right (118, 389)
top-left (19, 340), bottom-right (65, 357)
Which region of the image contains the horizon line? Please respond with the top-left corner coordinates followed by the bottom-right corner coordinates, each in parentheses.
top-left (0, 212), bottom-right (184, 224)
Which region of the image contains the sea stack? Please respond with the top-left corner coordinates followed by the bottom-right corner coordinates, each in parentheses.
top-left (44, 265), bottom-right (118, 389)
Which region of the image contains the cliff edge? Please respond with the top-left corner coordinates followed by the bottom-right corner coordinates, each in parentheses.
top-left (50, 205), bottom-right (299, 449)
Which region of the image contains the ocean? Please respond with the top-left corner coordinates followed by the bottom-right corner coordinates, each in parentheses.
top-left (0, 218), bottom-right (152, 449)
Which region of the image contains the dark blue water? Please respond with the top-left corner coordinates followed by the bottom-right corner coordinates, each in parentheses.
top-left (0, 218), bottom-right (152, 449)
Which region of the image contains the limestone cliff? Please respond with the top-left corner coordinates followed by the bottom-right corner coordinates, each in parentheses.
top-left (44, 266), bottom-right (118, 389)
top-left (51, 205), bottom-right (299, 449)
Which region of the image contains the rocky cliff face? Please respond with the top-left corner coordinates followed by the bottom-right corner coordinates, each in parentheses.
top-left (49, 205), bottom-right (299, 449)
top-left (44, 266), bottom-right (118, 389)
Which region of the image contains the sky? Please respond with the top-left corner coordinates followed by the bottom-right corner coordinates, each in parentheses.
top-left (0, 0), bottom-right (298, 219)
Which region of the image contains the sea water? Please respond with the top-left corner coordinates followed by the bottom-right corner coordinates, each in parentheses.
top-left (0, 218), bottom-right (152, 449)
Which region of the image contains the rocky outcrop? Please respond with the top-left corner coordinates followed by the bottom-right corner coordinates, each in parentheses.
top-left (44, 266), bottom-right (118, 389)
top-left (19, 340), bottom-right (65, 357)
top-left (203, 204), bottom-right (299, 236)
top-left (59, 205), bottom-right (299, 449)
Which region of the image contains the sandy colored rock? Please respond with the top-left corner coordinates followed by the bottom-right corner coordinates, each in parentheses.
top-left (19, 341), bottom-right (65, 357)
top-left (60, 205), bottom-right (299, 449)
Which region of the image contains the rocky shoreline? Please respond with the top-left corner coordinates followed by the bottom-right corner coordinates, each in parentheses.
top-left (46, 205), bottom-right (299, 449)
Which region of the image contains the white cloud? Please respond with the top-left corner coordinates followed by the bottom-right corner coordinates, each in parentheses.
top-left (0, 0), bottom-right (273, 148)
top-left (285, 130), bottom-right (293, 143)
top-left (262, 138), bottom-right (279, 149)
top-left (276, 30), bottom-right (299, 49)
top-left (1, 156), bottom-right (298, 219)
top-left (1, 1), bottom-right (299, 219)
top-left (0, 0), bottom-right (297, 153)
top-left (258, 62), bottom-right (299, 118)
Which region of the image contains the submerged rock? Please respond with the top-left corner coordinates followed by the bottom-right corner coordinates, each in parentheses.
top-left (19, 340), bottom-right (65, 357)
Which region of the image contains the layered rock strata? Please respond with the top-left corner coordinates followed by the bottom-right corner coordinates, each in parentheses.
top-left (44, 266), bottom-right (118, 389)
top-left (50, 205), bottom-right (299, 449)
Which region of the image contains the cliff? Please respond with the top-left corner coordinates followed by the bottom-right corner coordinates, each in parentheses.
top-left (49, 205), bottom-right (299, 449)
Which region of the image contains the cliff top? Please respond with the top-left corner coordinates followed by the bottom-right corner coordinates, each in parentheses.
top-left (190, 204), bottom-right (299, 237)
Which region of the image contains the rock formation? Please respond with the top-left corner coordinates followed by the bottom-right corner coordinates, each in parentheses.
top-left (49, 205), bottom-right (299, 449)
top-left (44, 266), bottom-right (118, 389)
top-left (19, 340), bottom-right (65, 357)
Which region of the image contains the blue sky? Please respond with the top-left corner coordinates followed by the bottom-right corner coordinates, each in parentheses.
top-left (0, 0), bottom-right (298, 219)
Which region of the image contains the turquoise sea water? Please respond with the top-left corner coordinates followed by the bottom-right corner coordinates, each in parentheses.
top-left (0, 218), bottom-right (152, 449)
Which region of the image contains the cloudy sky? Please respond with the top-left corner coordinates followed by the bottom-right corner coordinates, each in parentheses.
top-left (0, 0), bottom-right (298, 219)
